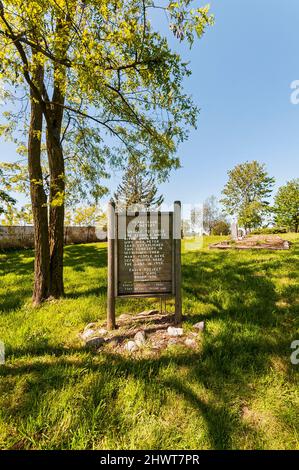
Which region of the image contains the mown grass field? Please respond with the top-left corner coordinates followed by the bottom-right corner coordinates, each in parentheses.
top-left (0, 234), bottom-right (298, 450)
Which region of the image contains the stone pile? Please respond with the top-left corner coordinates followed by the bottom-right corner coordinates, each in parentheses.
top-left (79, 311), bottom-right (206, 356)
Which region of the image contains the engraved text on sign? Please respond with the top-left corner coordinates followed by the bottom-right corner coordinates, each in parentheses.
top-left (117, 213), bottom-right (173, 296)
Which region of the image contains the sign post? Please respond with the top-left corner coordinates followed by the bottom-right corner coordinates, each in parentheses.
top-left (107, 201), bottom-right (182, 329)
top-left (174, 201), bottom-right (182, 324)
top-left (107, 200), bottom-right (116, 330)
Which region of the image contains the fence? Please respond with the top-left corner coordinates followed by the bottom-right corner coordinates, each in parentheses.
top-left (0, 225), bottom-right (106, 250)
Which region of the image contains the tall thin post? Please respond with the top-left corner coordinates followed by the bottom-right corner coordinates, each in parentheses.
top-left (174, 201), bottom-right (182, 324)
top-left (107, 200), bottom-right (116, 330)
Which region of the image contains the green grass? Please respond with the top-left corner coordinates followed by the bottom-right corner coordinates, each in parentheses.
top-left (0, 235), bottom-right (298, 450)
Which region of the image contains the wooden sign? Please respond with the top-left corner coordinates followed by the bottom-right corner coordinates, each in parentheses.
top-left (107, 202), bottom-right (182, 329)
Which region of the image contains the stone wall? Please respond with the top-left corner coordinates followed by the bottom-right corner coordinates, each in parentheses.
top-left (0, 226), bottom-right (106, 250)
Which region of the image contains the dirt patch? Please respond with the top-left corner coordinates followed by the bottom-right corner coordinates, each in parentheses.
top-left (80, 310), bottom-right (201, 356)
top-left (209, 235), bottom-right (290, 251)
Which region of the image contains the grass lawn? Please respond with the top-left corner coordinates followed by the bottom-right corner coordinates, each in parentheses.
top-left (0, 235), bottom-right (298, 450)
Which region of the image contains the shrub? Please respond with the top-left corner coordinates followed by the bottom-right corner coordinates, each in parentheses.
top-left (211, 220), bottom-right (230, 236)
top-left (251, 227), bottom-right (288, 235)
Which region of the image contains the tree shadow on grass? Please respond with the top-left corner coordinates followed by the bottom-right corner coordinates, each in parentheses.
top-left (63, 243), bottom-right (107, 272)
top-left (64, 285), bottom-right (107, 299)
top-left (0, 243), bottom-right (107, 312)
top-left (0, 249), bottom-right (34, 312)
top-left (1, 241), bottom-right (298, 448)
top-left (0, 325), bottom-right (293, 450)
top-left (0, 249), bottom-right (34, 277)
top-left (182, 247), bottom-right (297, 328)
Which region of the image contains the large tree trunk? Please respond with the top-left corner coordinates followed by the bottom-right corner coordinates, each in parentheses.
top-left (46, 83), bottom-right (65, 298)
top-left (28, 60), bottom-right (50, 304)
top-left (45, 15), bottom-right (71, 298)
top-left (47, 119), bottom-right (65, 298)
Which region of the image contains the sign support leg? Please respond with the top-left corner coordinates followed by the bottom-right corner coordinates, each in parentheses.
top-left (107, 200), bottom-right (116, 330)
top-left (174, 201), bottom-right (182, 324)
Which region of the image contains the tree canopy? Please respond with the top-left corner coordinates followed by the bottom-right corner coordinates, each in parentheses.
top-left (0, 0), bottom-right (214, 178)
top-left (274, 179), bottom-right (299, 232)
top-left (0, 0), bottom-right (214, 302)
top-left (221, 161), bottom-right (275, 230)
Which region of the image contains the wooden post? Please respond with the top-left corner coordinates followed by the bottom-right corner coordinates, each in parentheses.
top-left (107, 200), bottom-right (116, 330)
top-left (174, 201), bottom-right (182, 324)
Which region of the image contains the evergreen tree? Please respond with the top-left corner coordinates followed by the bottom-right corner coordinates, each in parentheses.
top-left (114, 158), bottom-right (164, 209)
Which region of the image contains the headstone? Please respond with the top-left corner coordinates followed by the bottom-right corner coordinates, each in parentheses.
top-left (231, 221), bottom-right (238, 240)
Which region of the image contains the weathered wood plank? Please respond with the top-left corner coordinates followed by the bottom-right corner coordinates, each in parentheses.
top-left (174, 201), bottom-right (182, 324)
top-left (107, 200), bottom-right (116, 330)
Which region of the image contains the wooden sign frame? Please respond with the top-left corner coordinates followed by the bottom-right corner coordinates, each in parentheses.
top-left (107, 201), bottom-right (182, 329)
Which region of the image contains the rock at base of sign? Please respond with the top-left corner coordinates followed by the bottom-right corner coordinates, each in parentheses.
top-left (167, 326), bottom-right (184, 337)
top-left (97, 328), bottom-right (108, 336)
top-left (84, 322), bottom-right (97, 331)
top-left (85, 337), bottom-right (105, 349)
top-left (185, 338), bottom-right (197, 348)
top-left (137, 309), bottom-right (159, 317)
top-left (134, 331), bottom-right (146, 347)
top-left (119, 314), bottom-right (131, 321)
top-left (124, 341), bottom-right (138, 353)
top-left (81, 328), bottom-right (96, 340)
top-left (108, 338), bottom-right (120, 348)
top-left (193, 321), bottom-right (205, 332)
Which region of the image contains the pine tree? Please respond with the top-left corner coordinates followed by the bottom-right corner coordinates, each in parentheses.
top-left (114, 158), bottom-right (164, 209)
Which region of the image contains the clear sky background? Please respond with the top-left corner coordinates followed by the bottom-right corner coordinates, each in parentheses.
top-left (157, 0), bottom-right (299, 205)
top-left (1, 0), bottom-right (299, 208)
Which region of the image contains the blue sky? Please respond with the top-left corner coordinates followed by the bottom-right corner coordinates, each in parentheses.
top-left (157, 0), bottom-right (299, 205)
top-left (1, 0), bottom-right (299, 208)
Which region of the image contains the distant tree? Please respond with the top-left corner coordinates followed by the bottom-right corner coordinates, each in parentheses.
top-left (114, 158), bottom-right (164, 209)
top-left (202, 196), bottom-right (220, 234)
top-left (190, 197), bottom-right (229, 235)
top-left (2, 203), bottom-right (33, 225)
top-left (221, 161), bottom-right (275, 230)
top-left (64, 210), bottom-right (73, 226)
top-left (181, 218), bottom-right (191, 238)
top-left (190, 206), bottom-right (202, 235)
top-left (238, 201), bottom-right (266, 231)
top-left (211, 220), bottom-right (230, 236)
top-left (73, 206), bottom-right (105, 227)
top-left (274, 179), bottom-right (299, 232)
